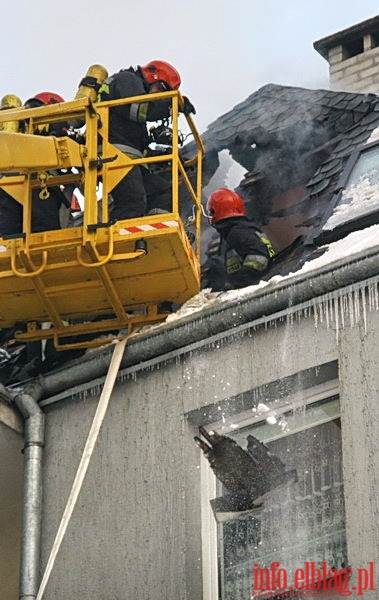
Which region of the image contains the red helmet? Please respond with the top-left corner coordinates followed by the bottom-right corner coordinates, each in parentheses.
top-left (140, 60), bottom-right (181, 90)
top-left (206, 188), bottom-right (246, 225)
top-left (25, 92), bottom-right (65, 107)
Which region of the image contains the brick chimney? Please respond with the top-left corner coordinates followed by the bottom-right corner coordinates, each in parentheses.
top-left (314, 15), bottom-right (379, 93)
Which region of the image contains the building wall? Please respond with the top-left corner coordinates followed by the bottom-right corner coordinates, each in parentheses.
top-left (38, 292), bottom-right (379, 599)
top-left (338, 319), bottom-right (379, 590)
top-left (0, 421), bottom-right (23, 600)
top-left (328, 45), bottom-right (379, 94)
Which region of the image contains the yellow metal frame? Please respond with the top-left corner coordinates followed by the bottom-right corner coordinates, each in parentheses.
top-left (0, 93), bottom-right (204, 348)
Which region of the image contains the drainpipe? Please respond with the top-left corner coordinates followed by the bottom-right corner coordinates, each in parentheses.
top-left (12, 382), bottom-right (44, 600)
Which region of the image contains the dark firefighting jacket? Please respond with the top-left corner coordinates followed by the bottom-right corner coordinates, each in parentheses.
top-left (202, 216), bottom-right (275, 291)
top-left (98, 67), bottom-right (172, 154)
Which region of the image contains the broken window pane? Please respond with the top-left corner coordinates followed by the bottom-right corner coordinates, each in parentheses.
top-left (217, 398), bottom-right (347, 600)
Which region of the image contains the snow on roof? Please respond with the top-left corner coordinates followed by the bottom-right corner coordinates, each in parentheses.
top-left (290, 222), bottom-right (379, 276)
top-left (164, 222), bottom-right (379, 323)
top-left (323, 161), bottom-right (379, 232)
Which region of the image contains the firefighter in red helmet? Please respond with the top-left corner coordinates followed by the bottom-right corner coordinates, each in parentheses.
top-left (24, 91), bottom-right (65, 106)
top-left (24, 91), bottom-right (68, 137)
top-left (140, 60), bottom-right (182, 91)
top-left (97, 60), bottom-right (196, 220)
top-left (203, 188), bottom-right (276, 291)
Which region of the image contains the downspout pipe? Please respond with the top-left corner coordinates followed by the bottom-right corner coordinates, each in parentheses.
top-left (12, 383), bottom-right (44, 600)
top-left (34, 243), bottom-right (379, 400)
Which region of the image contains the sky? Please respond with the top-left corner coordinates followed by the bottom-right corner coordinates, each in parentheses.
top-left (1, 2), bottom-right (379, 134)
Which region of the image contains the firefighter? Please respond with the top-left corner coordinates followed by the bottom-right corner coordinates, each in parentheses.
top-left (203, 188), bottom-right (276, 291)
top-left (0, 92), bottom-right (71, 236)
top-left (97, 60), bottom-right (195, 220)
top-left (24, 91), bottom-right (67, 134)
top-left (0, 94), bottom-right (24, 236)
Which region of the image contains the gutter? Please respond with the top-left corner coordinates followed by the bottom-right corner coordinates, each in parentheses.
top-left (33, 242), bottom-right (379, 402)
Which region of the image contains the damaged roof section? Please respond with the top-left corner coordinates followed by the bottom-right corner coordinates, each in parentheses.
top-left (196, 83), bottom-right (379, 274)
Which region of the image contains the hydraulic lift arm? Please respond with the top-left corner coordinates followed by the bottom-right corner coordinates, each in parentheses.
top-left (0, 130), bottom-right (84, 172)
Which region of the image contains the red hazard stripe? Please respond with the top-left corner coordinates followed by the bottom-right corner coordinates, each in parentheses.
top-left (119, 220), bottom-right (179, 235)
top-left (123, 226), bottom-right (145, 233)
top-left (151, 222), bottom-right (171, 229)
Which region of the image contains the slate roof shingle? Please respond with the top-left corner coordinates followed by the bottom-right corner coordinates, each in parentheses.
top-left (198, 82), bottom-right (379, 280)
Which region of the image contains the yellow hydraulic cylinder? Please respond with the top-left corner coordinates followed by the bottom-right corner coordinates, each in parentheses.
top-left (0, 94), bottom-right (23, 132)
top-left (75, 64), bottom-right (108, 102)
top-left (70, 64), bottom-right (108, 128)
top-left (0, 131), bottom-right (84, 172)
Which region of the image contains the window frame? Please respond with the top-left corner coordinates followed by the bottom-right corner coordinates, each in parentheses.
top-left (200, 377), bottom-right (340, 600)
top-left (314, 139), bottom-right (379, 245)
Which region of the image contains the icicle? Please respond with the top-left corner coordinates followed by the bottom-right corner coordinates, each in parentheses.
top-left (319, 300), bottom-right (324, 324)
top-left (368, 284), bottom-right (374, 311)
top-left (334, 296), bottom-right (339, 342)
top-left (373, 282), bottom-right (378, 310)
top-left (348, 290), bottom-right (355, 328)
top-left (339, 294), bottom-right (345, 330)
top-left (361, 287), bottom-right (368, 334)
top-left (325, 298), bottom-right (330, 329)
top-left (354, 288), bottom-right (360, 323)
top-left (313, 299), bottom-right (319, 328)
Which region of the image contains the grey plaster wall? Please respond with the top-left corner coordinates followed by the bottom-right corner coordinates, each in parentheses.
top-left (41, 373), bottom-right (203, 600)
top-left (338, 310), bottom-right (379, 600)
top-left (38, 296), bottom-right (379, 599)
top-left (0, 421), bottom-right (23, 600)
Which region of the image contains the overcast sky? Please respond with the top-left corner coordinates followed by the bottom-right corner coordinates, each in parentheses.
top-left (1, 1), bottom-right (379, 133)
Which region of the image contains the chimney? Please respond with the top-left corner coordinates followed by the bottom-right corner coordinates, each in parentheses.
top-left (314, 15), bottom-right (379, 94)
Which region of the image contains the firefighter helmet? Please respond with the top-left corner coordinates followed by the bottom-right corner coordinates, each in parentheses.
top-left (1, 94), bottom-right (22, 110)
top-left (25, 92), bottom-right (65, 107)
top-left (140, 60), bottom-right (181, 90)
top-left (206, 188), bottom-right (246, 225)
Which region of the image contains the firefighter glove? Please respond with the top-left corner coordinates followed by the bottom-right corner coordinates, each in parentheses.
top-left (181, 96), bottom-right (196, 115)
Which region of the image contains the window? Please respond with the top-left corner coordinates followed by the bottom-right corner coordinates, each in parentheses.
top-left (342, 37), bottom-right (364, 59)
top-left (315, 140), bottom-right (379, 244)
top-left (370, 31), bottom-right (379, 49)
top-left (200, 379), bottom-right (347, 600)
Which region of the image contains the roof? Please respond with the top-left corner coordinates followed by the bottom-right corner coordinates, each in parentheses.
top-left (200, 83), bottom-right (379, 144)
top-left (200, 82), bottom-right (379, 192)
top-left (198, 83), bottom-right (379, 276)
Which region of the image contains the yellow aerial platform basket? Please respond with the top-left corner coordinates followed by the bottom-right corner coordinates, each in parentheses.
top-left (0, 93), bottom-right (203, 349)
